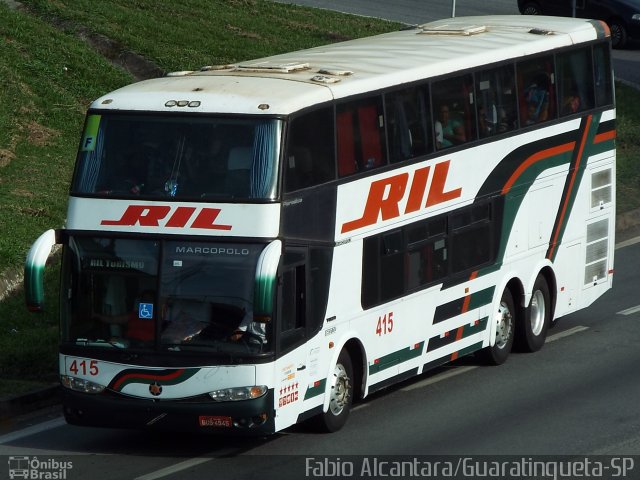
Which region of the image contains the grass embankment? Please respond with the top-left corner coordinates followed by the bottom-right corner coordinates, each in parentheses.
top-left (0, 0), bottom-right (397, 396)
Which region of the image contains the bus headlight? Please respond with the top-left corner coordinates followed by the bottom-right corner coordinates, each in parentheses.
top-left (61, 375), bottom-right (105, 394)
top-left (208, 386), bottom-right (267, 401)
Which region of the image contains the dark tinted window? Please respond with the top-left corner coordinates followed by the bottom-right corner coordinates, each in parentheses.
top-left (362, 200), bottom-right (499, 309)
top-left (557, 46), bottom-right (594, 116)
top-left (476, 65), bottom-right (518, 137)
top-left (285, 107), bottom-right (336, 192)
top-left (593, 42), bottom-right (613, 107)
top-left (432, 74), bottom-right (476, 149)
top-left (385, 86), bottom-right (432, 162)
top-left (337, 97), bottom-right (387, 177)
top-left (517, 55), bottom-right (557, 126)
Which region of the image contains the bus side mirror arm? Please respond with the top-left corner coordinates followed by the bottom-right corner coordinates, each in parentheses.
top-left (25, 229), bottom-right (59, 312)
top-left (253, 239), bottom-right (281, 322)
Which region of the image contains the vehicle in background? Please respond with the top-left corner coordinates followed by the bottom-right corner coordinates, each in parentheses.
top-left (518, 0), bottom-right (640, 47)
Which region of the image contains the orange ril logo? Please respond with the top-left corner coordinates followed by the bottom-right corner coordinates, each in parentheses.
top-left (341, 160), bottom-right (462, 234)
top-left (101, 205), bottom-right (232, 230)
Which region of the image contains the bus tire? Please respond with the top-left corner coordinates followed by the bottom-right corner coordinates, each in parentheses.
top-left (476, 288), bottom-right (515, 365)
top-left (520, 2), bottom-right (542, 15)
top-left (609, 19), bottom-right (628, 49)
top-left (515, 275), bottom-right (551, 352)
top-left (312, 350), bottom-right (353, 433)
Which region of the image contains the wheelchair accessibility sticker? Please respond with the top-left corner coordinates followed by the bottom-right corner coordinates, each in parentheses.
top-left (138, 303), bottom-right (153, 319)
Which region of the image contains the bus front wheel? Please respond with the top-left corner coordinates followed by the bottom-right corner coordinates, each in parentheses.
top-left (515, 275), bottom-right (551, 352)
top-left (476, 288), bottom-right (515, 365)
top-left (312, 350), bottom-right (353, 433)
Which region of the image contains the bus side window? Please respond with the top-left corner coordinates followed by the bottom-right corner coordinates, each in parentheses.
top-left (557, 46), bottom-right (594, 116)
top-left (406, 218), bottom-right (448, 289)
top-left (285, 107), bottom-right (336, 192)
top-left (432, 74), bottom-right (476, 149)
top-left (361, 231), bottom-right (404, 308)
top-left (593, 42), bottom-right (613, 107)
top-left (475, 65), bottom-right (517, 138)
top-left (385, 86), bottom-right (432, 162)
top-left (517, 55), bottom-right (556, 126)
top-left (280, 259), bottom-right (306, 352)
top-left (450, 203), bottom-right (492, 274)
top-left (337, 97), bottom-right (387, 177)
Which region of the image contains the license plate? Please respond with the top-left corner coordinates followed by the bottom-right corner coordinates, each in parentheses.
top-left (199, 415), bottom-right (232, 428)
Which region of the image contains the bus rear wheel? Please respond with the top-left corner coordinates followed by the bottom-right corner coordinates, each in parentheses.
top-left (515, 275), bottom-right (551, 352)
top-left (312, 350), bottom-right (353, 433)
top-left (476, 288), bottom-right (515, 365)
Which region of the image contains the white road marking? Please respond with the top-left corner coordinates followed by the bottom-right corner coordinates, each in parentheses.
top-left (617, 305), bottom-right (640, 316)
top-left (400, 365), bottom-right (477, 392)
top-left (0, 417), bottom-right (66, 444)
top-left (547, 325), bottom-right (590, 342)
top-left (399, 326), bottom-right (589, 392)
top-left (135, 457), bottom-right (213, 480)
top-left (615, 235), bottom-right (640, 250)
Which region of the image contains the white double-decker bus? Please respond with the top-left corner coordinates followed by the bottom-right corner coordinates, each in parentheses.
top-left (25, 15), bottom-right (615, 434)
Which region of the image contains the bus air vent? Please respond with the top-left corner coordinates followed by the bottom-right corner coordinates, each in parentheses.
top-left (584, 218), bottom-right (609, 286)
top-left (200, 65), bottom-right (235, 71)
top-left (318, 68), bottom-right (353, 76)
top-left (235, 61), bottom-right (310, 73)
top-left (419, 24), bottom-right (487, 36)
top-left (166, 70), bottom-right (196, 77)
top-left (529, 28), bottom-right (554, 35)
top-left (311, 75), bottom-right (341, 84)
top-left (591, 169), bottom-right (612, 209)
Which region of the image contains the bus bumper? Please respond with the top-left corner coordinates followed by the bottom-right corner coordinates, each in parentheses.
top-left (62, 388), bottom-right (276, 435)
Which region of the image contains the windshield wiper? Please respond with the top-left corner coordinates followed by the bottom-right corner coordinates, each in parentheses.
top-left (75, 338), bottom-right (126, 348)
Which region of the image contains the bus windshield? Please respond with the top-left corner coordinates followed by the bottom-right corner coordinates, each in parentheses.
top-left (72, 113), bottom-right (282, 200)
top-left (61, 237), bottom-right (271, 355)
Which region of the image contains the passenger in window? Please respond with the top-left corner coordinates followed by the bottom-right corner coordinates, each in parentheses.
top-left (523, 75), bottom-right (550, 125)
top-left (435, 104), bottom-right (466, 149)
top-left (561, 91), bottom-right (581, 116)
top-left (230, 311), bottom-right (266, 346)
top-left (478, 105), bottom-right (496, 138)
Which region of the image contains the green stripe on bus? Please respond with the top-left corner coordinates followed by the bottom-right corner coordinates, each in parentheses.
top-left (111, 368), bottom-right (199, 391)
top-left (456, 341), bottom-right (484, 358)
top-left (427, 317), bottom-right (489, 352)
top-left (369, 341), bottom-right (425, 375)
top-left (433, 286), bottom-right (495, 324)
top-left (304, 378), bottom-right (327, 400)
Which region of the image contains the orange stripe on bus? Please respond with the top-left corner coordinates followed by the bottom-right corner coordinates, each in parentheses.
top-left (501, 142), bottom-right (575, 195)
top-left (547, 115), bottom-right (593, 260)
top-left (594, 129), bottom-right (616, 144)
top-left (460, 271), bottom-right (478, 313)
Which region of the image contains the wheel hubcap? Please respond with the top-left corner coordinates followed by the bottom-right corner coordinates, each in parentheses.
top-left (529, 290), bottom-right (545, 336)
top-left (495, 301), bottom-right (512, 349)
top-left (611, 25), bottom-right (621, 43)
top-left (328, 363), bottom-right (351, 416)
